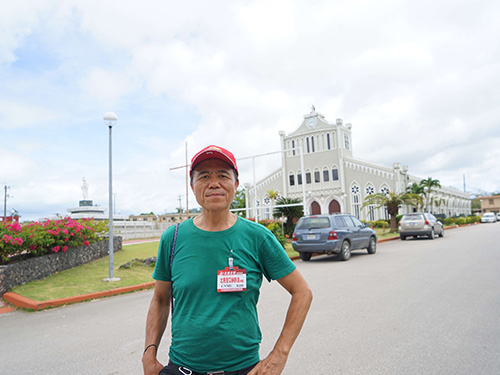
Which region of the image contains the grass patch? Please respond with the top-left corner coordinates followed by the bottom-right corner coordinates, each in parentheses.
top-left (284, 243), bottom-right (299, 258)
top-left (374, 229), bottom-right (400, 239)
top-left (11, 242), bottom-right (159, 301)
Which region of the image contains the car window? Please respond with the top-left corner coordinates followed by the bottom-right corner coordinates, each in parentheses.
top-left (343, 216), bottom-right (356, 227)
top-left (403, 214), bottom-right (423, 221)
top-left (350, 216), bottom-right (364, 228)
top-left (334, 216), bottom-right (347, 227)
top-left (296, 217), bottom-right (330, 229)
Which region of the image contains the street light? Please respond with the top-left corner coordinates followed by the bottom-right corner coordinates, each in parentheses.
top-left (103, 112), bottom-right (120, 282)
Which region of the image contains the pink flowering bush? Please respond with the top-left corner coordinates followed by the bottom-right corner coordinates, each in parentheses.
top-left (0, 218), bottom-right (107, 264)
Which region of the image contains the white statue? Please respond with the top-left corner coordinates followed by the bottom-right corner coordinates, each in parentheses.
top-left (81, 178), bottom-right (89, 200)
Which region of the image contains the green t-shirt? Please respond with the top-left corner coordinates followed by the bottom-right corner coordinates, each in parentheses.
top-left (152, 216), bottom-right (296, 373)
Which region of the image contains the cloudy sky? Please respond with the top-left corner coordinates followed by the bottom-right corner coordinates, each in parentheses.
top-left (1, 0), bottom-right (499, 221)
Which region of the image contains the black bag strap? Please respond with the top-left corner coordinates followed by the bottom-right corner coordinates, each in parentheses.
top-left (170, 223), bottom-right (179, 315)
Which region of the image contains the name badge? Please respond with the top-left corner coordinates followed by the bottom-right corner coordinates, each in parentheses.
top-left (217, 267), bottom-right (247, 292)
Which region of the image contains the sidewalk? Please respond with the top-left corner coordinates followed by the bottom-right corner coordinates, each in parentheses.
top-left (1, 226), bottom-right (472, 313)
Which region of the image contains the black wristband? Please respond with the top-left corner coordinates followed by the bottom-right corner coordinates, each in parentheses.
top-left (143, 344), bottom-right (157, 356)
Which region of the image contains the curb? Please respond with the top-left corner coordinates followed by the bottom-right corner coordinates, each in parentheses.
top-left (2, 282), bottom-right (155, 312)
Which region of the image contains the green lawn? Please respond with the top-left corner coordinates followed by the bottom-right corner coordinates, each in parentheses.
top-left (11, 242), bottom-right (159, 301)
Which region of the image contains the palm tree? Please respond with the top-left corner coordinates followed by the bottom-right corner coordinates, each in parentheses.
top-left (361, 192), bottom-right (423, 232)
top-left (273, 197), bottom-right (304, 236)
top-left (419, 177), bottom-right (441, 212)
top-left (406, 182), bottom-right (425, 211)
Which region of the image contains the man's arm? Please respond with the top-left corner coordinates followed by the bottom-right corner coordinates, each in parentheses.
top-left (142, 280), bottom-right (171, 375)
top-left (249, 269), bottom-right (313, 375)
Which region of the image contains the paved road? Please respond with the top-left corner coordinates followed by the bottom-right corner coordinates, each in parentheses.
top-left (1, 224), bottom-right (499, 374)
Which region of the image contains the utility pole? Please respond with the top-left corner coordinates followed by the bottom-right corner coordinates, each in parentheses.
top-left (3, 185), bottom-right (10, 223)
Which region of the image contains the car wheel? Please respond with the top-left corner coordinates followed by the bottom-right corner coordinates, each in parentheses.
top-left (400, 235), bottom-right (406, 240)
top-left (367, 236), bottom-right (377, 254)
top-left (428, 229), bottom-right (435, 240)
top-left (299, 252), bottom-right (312, 261)
top-left (439, 228), bottom-right (444, 237)
top-left (338, 241), bottom-right (351, 261)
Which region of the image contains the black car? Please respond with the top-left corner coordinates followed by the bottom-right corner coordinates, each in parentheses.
top-left (292, 214), bottom-right (377, 261)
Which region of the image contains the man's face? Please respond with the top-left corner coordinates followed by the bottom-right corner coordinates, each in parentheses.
top-left (191, 159), bottom-right (239, 212)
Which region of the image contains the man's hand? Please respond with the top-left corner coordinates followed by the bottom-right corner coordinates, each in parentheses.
top-left (248, 349), bottom-right (288, 375)
top-left (142, 351), bottom-right (164, 375)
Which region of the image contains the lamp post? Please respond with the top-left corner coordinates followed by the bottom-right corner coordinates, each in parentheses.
top-left (103, 112), bottom-right (120, 282)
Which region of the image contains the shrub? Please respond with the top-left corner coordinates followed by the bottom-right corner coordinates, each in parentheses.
top-left (373, 220), bottom-right (389, 229)
top-left (257, 219), bottom-right (287, 249)
top-left (444, 217), bottom-right (455, 225)
top-left (454, 217), bottom-right (466, 225)
top-left (0, 217), bottom-right (107, 264)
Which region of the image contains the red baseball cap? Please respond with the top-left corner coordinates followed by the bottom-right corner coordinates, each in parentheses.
top-left (189, 145), bottom-right (239, 176)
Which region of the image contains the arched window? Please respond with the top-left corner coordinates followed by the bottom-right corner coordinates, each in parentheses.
top-left (314, 168), bottom-right (321, 183)
top-left (365, 184), bottom-right (376, 221)
top-left (289, 172), bottom-right (295, 186)
top-left (380, 185), bottom-right (390, 220)
top-left (332, 166), bottom-right (339, 181)
top-left (305, 169), bottom-right (312, 184)
top-left (291, 140), bottom-right (295, 156)
top-left (326, 133), bottom-right (331, 150)
top-left (351, 183), bottom-right (361, 218)
top-left (323, 167), bottom-right (330, 182)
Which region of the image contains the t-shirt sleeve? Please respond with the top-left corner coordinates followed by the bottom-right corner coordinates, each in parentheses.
top-left (152, 227), bottom-right (174, 282)
top-left (259, 230), bottom-right (296, 282)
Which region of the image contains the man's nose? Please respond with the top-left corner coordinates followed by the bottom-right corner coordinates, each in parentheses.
top-left (207, 175), bottom-right (222, 186)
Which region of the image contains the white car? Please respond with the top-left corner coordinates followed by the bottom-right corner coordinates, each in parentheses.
top-left (497, 213), bottom-right (500, 221)
top-left (481, 213), bottom-right (497, 223)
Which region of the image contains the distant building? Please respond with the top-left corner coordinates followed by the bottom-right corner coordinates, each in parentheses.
top-left (246, 108), bottom-right (471, 221)
top-left (67, 199), bottom-right (127, 221)
top-left (478, 196), bottom-right (500, 214)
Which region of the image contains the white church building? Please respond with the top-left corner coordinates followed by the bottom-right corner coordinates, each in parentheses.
top-left (245, 108), bottom-right (471, 221)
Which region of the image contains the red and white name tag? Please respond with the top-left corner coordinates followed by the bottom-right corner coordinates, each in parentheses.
top-left (217, 267), bottom-right (247, 292)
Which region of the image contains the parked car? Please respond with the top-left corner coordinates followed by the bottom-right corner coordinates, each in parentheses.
top-left (481, 212), bottom-right (497, 223)
top-left (497, 213), bottom-right (500, 221)
top-left (398, 213), bottom-right (444, 240)
top-left (292, 214), bottom-right (377, 261)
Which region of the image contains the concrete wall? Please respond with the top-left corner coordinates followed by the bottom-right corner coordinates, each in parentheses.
top-left (0, 238), bottom-right (122, 298)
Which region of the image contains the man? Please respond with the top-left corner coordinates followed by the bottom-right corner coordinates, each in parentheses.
top-left (143, 145), bottom-right (312, 375)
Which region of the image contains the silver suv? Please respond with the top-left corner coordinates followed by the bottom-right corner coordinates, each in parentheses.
top-left (399, 213), bottom-right (444, 240)
top-left (292, 214), bottom-right (377, 261)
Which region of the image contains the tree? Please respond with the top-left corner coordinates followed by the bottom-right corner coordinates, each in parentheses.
top-left (266, 189), bottom-right (279, 201)
top-left (419, 177), bottom-right (441, 212)
top-left (273, 197), bottom-right (304, 236)
top-left (231, 187), bottom-right (246, 217)
top-left (361, 192), bottom-right (423, 232)
top-left (406, 183), bottom-right (425, 211)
